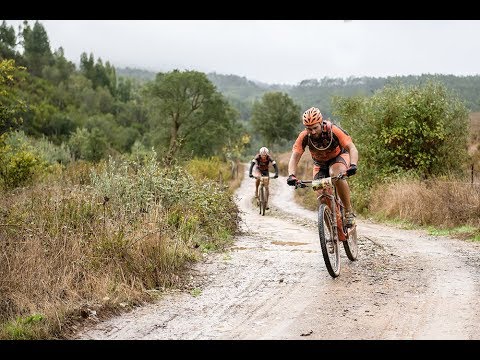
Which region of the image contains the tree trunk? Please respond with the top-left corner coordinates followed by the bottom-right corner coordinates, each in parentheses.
top-left (165, 115), bottom-right (180, 166)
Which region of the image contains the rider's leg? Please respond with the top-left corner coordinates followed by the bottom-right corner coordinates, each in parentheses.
top-left (265, 177), bottom-right (270, 209)
top-left (255, 178), bottom-right (260, 198)
top-left (330, 162), bottom-right (355, 227)
top-left (330, 162), bottom-right (352, 210)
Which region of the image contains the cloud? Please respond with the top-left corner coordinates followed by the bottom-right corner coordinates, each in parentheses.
top-left (4, 20), bottom-right (480, 84)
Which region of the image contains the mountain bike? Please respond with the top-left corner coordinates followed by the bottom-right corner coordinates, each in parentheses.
top-left (255, 175), bottom-right (275, 216)
top-left (295, 173), bottom-right (358, 278)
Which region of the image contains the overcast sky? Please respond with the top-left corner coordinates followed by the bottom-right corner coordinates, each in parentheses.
top-left (4, 20), bottom-right (480, 85)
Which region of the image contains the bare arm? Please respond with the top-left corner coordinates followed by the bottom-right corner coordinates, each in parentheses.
top-left (345, 142), bottom-right (359, 166)
top-left (288, 152), bottom-right (302, 176)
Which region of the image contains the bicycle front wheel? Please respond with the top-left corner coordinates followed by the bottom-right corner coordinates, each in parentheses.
top-left (318, 204), bottom-right (340, 278)
top-left (259, 185), bottom-right (266, 216)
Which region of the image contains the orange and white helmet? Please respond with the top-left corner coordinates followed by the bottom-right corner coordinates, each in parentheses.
top-left (259, 147), bottom-right (269, 156)
top-left (302, 107), bottom-right (323, 126)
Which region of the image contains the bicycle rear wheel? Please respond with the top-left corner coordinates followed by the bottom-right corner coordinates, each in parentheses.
top-left (343, 224), bottom-right (358, 261)
top-left (259, 185), bottom-right (266, 216)
top-left (318, 204), bottom-right (340, 278)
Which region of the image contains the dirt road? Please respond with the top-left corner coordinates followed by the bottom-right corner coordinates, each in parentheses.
top-left (76, 169), bottom-right (480, 340)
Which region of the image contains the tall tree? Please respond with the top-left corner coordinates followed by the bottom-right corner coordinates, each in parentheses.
top-left (21, 21), bottom-right (53, 77)
top-left (0, 21), bottom-right (17, 60)
top-left (104, 60), bottom-right (117, 96)
top-left (80, 52), bottom-right (95, 81)
top-left (181, 92), bottom-right (244, 158)
top-left (144, 69), bottom-right (217, 159)
top-left (80, 53), bottom-right (116, 96)
top-left (250, 92), bottom-right (301, 149)
top-left (42, 47), bottom-right (76, 85)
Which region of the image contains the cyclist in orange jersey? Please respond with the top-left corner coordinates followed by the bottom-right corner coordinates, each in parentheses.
top-left (286, 107), bottom-right (359, 227)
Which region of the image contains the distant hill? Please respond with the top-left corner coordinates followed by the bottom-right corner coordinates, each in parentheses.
top-left (116, 67), bottom-right (274, 102)
top-left (116, 67), bottom-right (480, 119)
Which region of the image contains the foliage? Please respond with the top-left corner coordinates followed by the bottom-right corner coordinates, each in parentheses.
top-left (185, 156), bottom-right (232, 182)
top-left (0, 20), bottom-right (18, 60)
top-left (6, 130), bottom-right (72, 165)
top-left (250, 92), bottom-right (301, 150)
top-left (0, 59), bottom-right (27, 135)
top-left (335, 80), bottom-right (469, 177)
top-left (4, 19), bottom-right (480, 169)
top-left (332, 80), bottom-right (470, 211)
top-left (1, 314), bottom-right (46, 340)
top-left (68, 127), bottom-right (108, 162)
top-left (181, 93), bottom-right (245, 159)
top-left (116, 66), bottom-right (156, 83)
top-left (0, 133), bottom-right (47, 189)
top-left (144, 69), bottom-right (243, 161)
top-left (144, 70), bottom-right (216, 157)
top-left (223, 132), bottom-right (251, 163)
top-left (0, 131), bottom-right (72, 191)
top-left (41, 47), bottom-right (76, 86)
top-left (206, 72), bottom-right (271, 107)
top-left (20, 21), bottom-right (53, 77)
top-left (90, 151), bottom-right (239, 236)
top-left (80, 52), bottom-right (117, 96)
top-left (0, 151), bottom-right (240, 339)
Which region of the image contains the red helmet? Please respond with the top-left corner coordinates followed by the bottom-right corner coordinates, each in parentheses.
top-left (302, 107), bottom-right (323, 126)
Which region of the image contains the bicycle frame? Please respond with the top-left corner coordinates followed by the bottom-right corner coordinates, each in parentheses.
top-left (295, 173), bottom-right (358, 277)
top-left (312, 176), bottom-right (346, 241)
top-left (257, 175), bottom-right (270, 186)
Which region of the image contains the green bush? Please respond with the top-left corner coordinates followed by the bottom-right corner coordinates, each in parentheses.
top-left (185, 156), bottom-right (232, 182)
top-left (332, 80), bottom-right (470, 212)
top-left (0, 136), bottom-right (46, 189)
top-left (68, 127), bottom-right (108, 162)
top-left (0, 131), bottom-right (72, 189)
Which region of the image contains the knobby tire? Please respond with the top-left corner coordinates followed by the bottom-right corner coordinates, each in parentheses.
top-left (343, 225), bottom-right (358, 261)
top-left (318, 203), bottom-right (340, 278)
top-left (259, 185), bottom-right (266, 216)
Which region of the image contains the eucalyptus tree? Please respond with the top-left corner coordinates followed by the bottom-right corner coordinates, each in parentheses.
top-left (0, 20), bottom-right (17, 60)
top-left (181, 92), bottom-right (244, 158)
top-left (42, 47), bottom-right (76, 86)
top-left (250, 91), bottom-right (301, 149)
top-left (80, 52), bottom-right (116, 95)
top-left (20, 20), bottom-right (53, 77)
top-left (144, 69), bottom-right (238, 160)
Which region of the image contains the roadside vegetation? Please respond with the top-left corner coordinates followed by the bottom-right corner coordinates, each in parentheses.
top-left (277, 82), bottom-right (480, 242)
top-left (0, 151), bottom-right (242, 339)
top-left (1, 20), bottom-right (479, 339)
top-left (0, 20), bottom-right (248, 339)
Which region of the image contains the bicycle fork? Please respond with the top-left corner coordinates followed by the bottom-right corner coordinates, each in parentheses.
top-left (319, 193), bottom-right (346, 241)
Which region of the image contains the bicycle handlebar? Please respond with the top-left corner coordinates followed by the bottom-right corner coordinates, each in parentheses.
top-left (253, 175), bottom-right (277, 179)
top-left (294, 172), bottom-right (348, 189)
